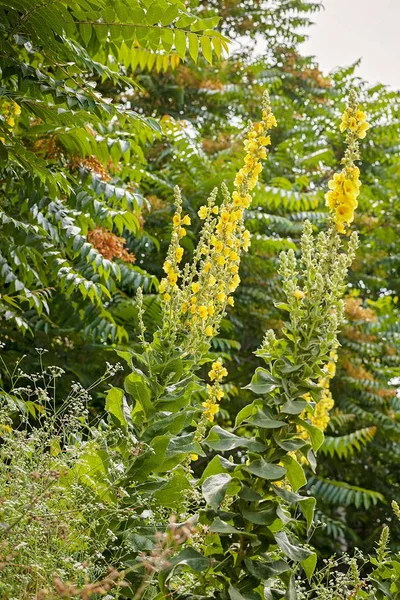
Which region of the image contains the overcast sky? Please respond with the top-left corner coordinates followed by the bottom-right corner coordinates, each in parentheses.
top-left (301, 0), bottom-right (400, 89)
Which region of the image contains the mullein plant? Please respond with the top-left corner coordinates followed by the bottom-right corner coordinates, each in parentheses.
top-left (104, 92), bottom-right (369, 599)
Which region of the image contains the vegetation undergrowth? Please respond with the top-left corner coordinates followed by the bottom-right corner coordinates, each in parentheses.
top-left (2, 87), bottom-right (398, 600)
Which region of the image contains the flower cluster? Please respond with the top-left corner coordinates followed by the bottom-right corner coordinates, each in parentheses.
top-left (325, 90), bottom-right (369, 234)
top-left (0, 99), bottom-right (21, 142)
top-left (158, 92), bottom-right (277, 355)
top-left (189, 359), bottom-right (228, 462)
top-left (202, 360), bottom-right (227, 422)
top-left (340, 106), bottom-right (370, 139)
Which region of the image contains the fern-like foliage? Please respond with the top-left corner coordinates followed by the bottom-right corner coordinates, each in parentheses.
top-left (320, 427), bottom-right (377, 460)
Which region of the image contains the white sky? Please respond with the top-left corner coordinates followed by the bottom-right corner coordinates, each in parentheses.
top-left (301, 0), bottom-right (400, 89)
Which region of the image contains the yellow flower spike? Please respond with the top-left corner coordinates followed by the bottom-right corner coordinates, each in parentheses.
top-left (326, 90), bottom-right (369, 234)
top-left (159, 96), bottom-right (275, 353)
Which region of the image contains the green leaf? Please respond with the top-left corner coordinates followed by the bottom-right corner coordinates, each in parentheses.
top-left (124, 372), bottom-right (154, 419)
top-left (280, 455), bottom-right (306, 492)
top-left (204, 426), bottom-right (266, 452)
top-left (188, 32), bottom-right (199, 62)
top-left (244, 458), bottom-right (286, 481)
top-left (295, 417), bottom-right (324, 452)
top-left (174, 30), bottom-right (186, 60)
top-left (200, 35), bottom-right (212, 64)
top-left (154, 467), bottom-right (192, 508)
top-left (202, 473), bottom-right (241, 509)
top-left (298, 497), bottom-right (316, 532)
top-left (210, 518), bottom-right (256, 537)
top-left (105, 387), bottom-right (128, 427)
top-left (245, 367), bottom-right (278, 394)
top-left (301, 552), bottom-right (317, 581)
top-left (168, 547), bottom-right (210, 572)
top-left (274, 531), bottom-right (313, 562)
top-left (247, 409), bottom-right (286, 429)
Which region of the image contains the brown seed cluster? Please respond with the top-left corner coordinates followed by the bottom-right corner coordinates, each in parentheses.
top-left (88, 228), bottom-right (136, 263)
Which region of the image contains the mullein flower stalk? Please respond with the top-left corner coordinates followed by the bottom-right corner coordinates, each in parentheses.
top-left (325, 89), bottom-right (370, 234)
top-left (158, 92), bottom-right (277, 357)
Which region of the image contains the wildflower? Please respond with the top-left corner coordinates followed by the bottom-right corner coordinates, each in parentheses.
top-left (198, 206), bottom-right (208, 219)
top-left (201, 360), bottom-right (227, 422)
top-left (294, 289), bottom-right (305, 300)
top-left (175, 247), bottom-right (184, 262)
top-left (326, 90), bottom-right (369, 234)
top-left (158, 93), bottom-right (275, 354)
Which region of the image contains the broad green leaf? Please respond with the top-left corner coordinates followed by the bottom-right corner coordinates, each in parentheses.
top-left (301, 552), bottom-right (317, 581)
top-left (124, 372), bottom-right (154, 419)
top-left (274, 531), bottom-right (313, 562)
top-left (154, 467), bottom-right (192, 508)
top-left (280, 455), bottom-right (306, 492)
top-left (244, 458), bottom-right (286, 481)
top-left (202, 473), bottom-right (232, 509)
top-left (295, 417), bottom-right (324, 451)
top-left (245, 367), bottom-right (278, 394)
top-left (298, 496), bottom-right (316, 532)
top-left (204, 426), bottom-right (266, 452)
top-left (105, 387), bottom-right (128, 427)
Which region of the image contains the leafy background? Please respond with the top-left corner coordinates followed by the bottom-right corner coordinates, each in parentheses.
top-left (1, 0), bottom-right (399, 560)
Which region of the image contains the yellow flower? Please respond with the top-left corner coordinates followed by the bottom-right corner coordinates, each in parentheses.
top-left (355, 110), bottom-right (366, 122)
top-left (198, 206), bottom-right (208, 219)
top-left (208, 304), bottom-right (215, 316)
top-left (168, 271), bottom-right (178, 285)
top-left (159, 279), bottom-right (167, 294)
top-left (163, 260), bottom-right (172, 274)
top-left (212, 206), bottom-right (219, 215)
top-left (191, 454), bottom-right (198, 461)
top-left (357, 121), bottom-right (370, 139)
top-left (227, 297), bottom-right (234, 307)
top-left (205, 325), bottom-right (213, 336)
top-left (173, 214), bottom-right (181, 226)
top-left (191, 282), bottom-right (200, 293)
top-left (348, 116), bottom-right (357, 132)
top-left (216, 255), bottom-right (225, 266)
top-left (182, 215), bottom-right (191, 226)
top-left (198, 305), bottom-right (208, 319)
top-left (163, 293), bottom-right (171, 302)
top-left (217, 292), bottom-right (226, 303)
top-left (175, 247), bottom-right (184, 262)
top-left (179, 227), bottom-right (186, 238)
top-left (294, 289), bottom-right (305, 300)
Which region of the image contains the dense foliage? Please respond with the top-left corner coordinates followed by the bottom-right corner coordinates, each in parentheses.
top-left (1, 0), bottom-right (400, 597)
